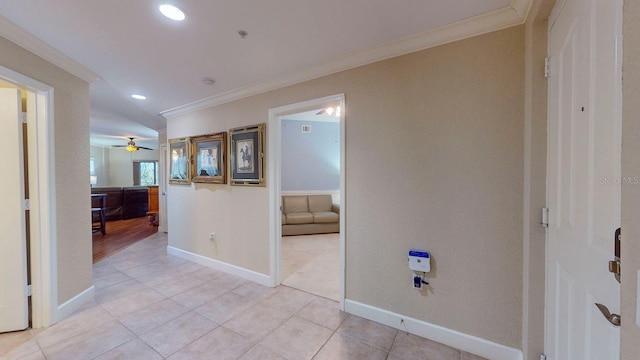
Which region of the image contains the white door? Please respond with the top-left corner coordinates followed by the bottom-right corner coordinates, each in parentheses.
top-left (546, 0), bottom-right (622, 358)
top-left (0, 88), bottom-right (29, 332)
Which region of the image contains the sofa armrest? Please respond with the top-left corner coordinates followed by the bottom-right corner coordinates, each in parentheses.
top-left (331, 204), bottom-right (340, 214)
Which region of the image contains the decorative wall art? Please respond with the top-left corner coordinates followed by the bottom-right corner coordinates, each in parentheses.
top-left (191, 132), bottom-right (227, 184)
top-left (229, 123), bottom-right (265, 186)
top-left (168, 137), bottom-right (191, 184)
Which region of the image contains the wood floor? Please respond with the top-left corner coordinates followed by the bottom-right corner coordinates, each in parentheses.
top-left (92, 217), bottom-right (158, 263)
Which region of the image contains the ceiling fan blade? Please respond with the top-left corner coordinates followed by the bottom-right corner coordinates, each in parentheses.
top-left (137, 146), bottom-right (154, 150)
top-left (112, 145), bottom-right (127, 147)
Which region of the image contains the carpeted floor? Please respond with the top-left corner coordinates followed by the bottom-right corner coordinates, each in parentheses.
top-left (281, 233), bottom-right (340, 301)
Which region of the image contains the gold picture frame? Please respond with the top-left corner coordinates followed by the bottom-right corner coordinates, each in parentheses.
top-left (230, 123), bottom-right (265, 186)
top-left (191, 132), bottom-right (227, 184)
top-left (168, 137), bottom-right (191, 184)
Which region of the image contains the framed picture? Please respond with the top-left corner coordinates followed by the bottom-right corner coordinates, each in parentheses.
top-left (168, 137), bottom-right (191, 184)
top-left (230, 123), bottom-right (265, 186)
top-left (191, 132), bottom-right (227, 184)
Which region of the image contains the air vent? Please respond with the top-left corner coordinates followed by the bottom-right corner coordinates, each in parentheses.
top-left (301, 124), bottom-right (312, 133)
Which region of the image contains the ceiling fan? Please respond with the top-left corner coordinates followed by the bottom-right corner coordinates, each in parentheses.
top-left (112, 137), bottom-right (154, 152)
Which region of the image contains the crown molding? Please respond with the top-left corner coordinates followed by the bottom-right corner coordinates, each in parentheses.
top-left (0, 16), bottom-right (99, 83)
top-left (512, 0), bottom-right (533, 19)
top-left (161, 1), bottom-right (530, 119)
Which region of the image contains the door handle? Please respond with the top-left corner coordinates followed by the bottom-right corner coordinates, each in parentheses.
top-left (595, 303), bottom-right (621, 327)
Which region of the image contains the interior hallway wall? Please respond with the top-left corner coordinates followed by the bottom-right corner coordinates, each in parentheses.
top-left (168, 26), bottom-right (525, 348)
top-left (0, 35), bottom-right (92, 304)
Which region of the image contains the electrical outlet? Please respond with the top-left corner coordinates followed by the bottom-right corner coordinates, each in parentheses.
top-left (209, 233), bottom-right (216, 242)
top-left (413, 274), bottom-right (422, 289)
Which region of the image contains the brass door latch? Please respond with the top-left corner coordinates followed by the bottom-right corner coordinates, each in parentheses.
top-left (608, 228), bottom-right (621, 283)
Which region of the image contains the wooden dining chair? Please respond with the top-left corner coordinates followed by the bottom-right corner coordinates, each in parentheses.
top-left (91, 194), bottom-right (106, 235)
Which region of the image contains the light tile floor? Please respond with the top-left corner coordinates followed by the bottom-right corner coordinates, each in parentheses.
top-left (0, 232), bottom-right (486, 360)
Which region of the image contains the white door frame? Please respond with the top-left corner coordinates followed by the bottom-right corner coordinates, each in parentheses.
top-left (0, 65), bottom-right (57, 328)
top-left (159, 143), bottom-right (168, 233)
top-left (268, 94), bottom-right (346, 309)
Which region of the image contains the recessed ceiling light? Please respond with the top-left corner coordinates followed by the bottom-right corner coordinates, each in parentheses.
top-left (159, 4), bottom-right (186, 21)
top-left (131, 94), bottom-right (146, 100)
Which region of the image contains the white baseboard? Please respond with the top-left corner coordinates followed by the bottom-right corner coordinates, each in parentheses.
top-left (281, 190), bottom-right (339, 195)
top-left (344, 299), bottom-right (523, 360)
top-left (167, 246), bottom-right (273, 287)
top-left (54, 285), bottom-right (95, 323)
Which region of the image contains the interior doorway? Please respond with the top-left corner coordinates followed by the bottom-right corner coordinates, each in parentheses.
top-left (268, 94), bottom-right (346, 308)
top-left (544, 0), bottom-right (622, 357)
top-left (279, 107), bottom-right (341, 300)
top-left (0, 86), bottom-right (29, 332)
top-left (0, 65), bottom-right (56, 329)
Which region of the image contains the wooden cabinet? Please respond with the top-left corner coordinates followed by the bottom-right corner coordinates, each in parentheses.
top-left (147, 185), bottom-right (159, 226)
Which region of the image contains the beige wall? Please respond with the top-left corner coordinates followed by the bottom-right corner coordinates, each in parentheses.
top-left (0, 36), bottom-right (92, 304)
top-left (621, 0), bottom-right (640, 358)
top-left (107, 147), bottom-right (159, 187)
top-left (91, 145), bottom-right (159, 187)
top-left (90, 145), bottom-right (109, 187)
top-left (168, 26), bottom-right (525, 348)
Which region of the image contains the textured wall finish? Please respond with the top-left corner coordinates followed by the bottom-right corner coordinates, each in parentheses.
top-left (0, 36), bottom-right (92, 304)
top-left (168, 26), bottom-right (525, 348)
top-left (621, 0), bottom-right (640, 358)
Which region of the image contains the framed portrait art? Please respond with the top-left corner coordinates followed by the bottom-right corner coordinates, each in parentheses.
top-left (168, 137), bottom-right (191, 184)
top-left (230, 123), bottom-right (265, 186)
top-left (191, 132), bottom-right (227, 184)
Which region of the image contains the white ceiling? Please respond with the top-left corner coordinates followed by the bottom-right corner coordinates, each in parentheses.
top-left (0, 0), bottom-right (527, 149)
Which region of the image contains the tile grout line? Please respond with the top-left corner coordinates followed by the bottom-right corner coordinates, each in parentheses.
top-left (386, 328), bottom-right (401, 360)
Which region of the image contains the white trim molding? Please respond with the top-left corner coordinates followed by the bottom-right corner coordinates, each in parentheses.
top-left (167, 246), bottom-right (272, 287)
top-left (0, 17), bottom-right (99, 83)
top-left (344, 299), bottom-right (524, 360)
top-left (512, 0), bottom-right (533, 19)
top-left (161, 0), bottom-right (531, 119)
top-left (54, 286), bottom-right (95, 323)
top-left (268, 94), bottom-right (346, 308)
top-left (281, 190), bottom-right (339, 196)
top-left (0, 65), bottom-right (58, 329)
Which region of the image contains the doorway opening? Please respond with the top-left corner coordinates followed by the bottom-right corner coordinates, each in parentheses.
top-left (0, 65), bottom-right (56, 330)
top-left (280, 107), bottom-right (341, 300)
top-left (268, 94), bottom-right (346, 309)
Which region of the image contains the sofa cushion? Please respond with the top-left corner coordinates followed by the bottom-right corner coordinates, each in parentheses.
top-left (286, 212), bottom-right (313, 224)
top-left (308, 195), bottom-right (332, 212)
top-left (283, 196), bottom-right (308, 214)
top-left (313, 211), bottom-right (339, 224)
top-left (122, 187), bottom-right (149, 220)
top-left (282, 213), bottom-right (287, 225)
